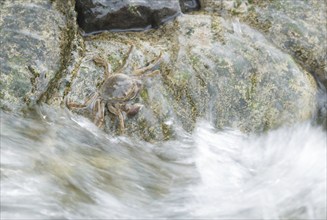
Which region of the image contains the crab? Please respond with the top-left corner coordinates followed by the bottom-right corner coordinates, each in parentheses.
top-left (66, 45), bottom-right (162, 134)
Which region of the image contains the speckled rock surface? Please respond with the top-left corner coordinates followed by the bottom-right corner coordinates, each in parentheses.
top-left (75, 0), bottom-right (181, 34)
top-left (200, 0), bottom-right (327, 88)
top-left (0, 0), bottom-right (77, 111)
top-left (1, 0), bottom-right (322, 141)
top-left (63, 14), bottom-right (317, 141)
top-left (244, 0), bottom-right (327, 88)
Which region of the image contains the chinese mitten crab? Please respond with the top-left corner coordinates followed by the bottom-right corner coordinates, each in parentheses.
top-left (67, 45), bottom-right (162, 134)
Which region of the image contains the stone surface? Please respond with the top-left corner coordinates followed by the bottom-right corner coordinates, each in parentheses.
top-left (180, 0), bottom-right (201, 13)
top-left (244, 0), bottom-right (327, 88)
top-left (75, 0), bottom-right (181, 34)
top-left (64, 14), bottom-right (317, 141)
top-left (200, 0), bottom-right (327, 88)
top-left (0, 0), bottom-right (322, 141)
top-left (168, 15), bottom-right (317, 134)
top-left (0, 0), bottom-right (77, 111)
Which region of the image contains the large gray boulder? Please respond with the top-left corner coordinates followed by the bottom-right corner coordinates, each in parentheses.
top-left (0, 0), bottom-right (78, 111)
top-left (64, 14), bottom-right (317, 141)
top-left (200, 0), bottom-right (327, 88)
top-left (244, 0), bottom-right (327, 88)
top-left (0, 0), bottom-right (320, 142)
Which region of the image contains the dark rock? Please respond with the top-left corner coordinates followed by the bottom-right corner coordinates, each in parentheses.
top-left (75, 0), bottom-right (181, 34)
top-left (180, 0), bottom-right (201, 13)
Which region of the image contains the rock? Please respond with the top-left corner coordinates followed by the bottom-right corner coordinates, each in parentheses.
top-left (200, 0), bottom-right (327, 88)
top-left (180, 0), bottom-right (201, 13)
top-left (167, 15), bottom-right (317, 133)
top-left (0, 0), bottom-right (78, 111)
top-left (199, 0), bottom-right (252, 14)
top-left (2, 0), bottom-right (318, 141)
top-left (75, 0), bottom-right (181, 34)
top-left (65, 13), bottom-right (317, 141)
top-left (244, 0), bottom-right (327, 88)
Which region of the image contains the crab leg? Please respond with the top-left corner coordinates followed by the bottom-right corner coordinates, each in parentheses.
top-left (114, 44), bottom-right (134, 74)
top-left (94, 100), bottom-right (105, 128)
top-left (143, 70), bottom-right (160, 78)
top-left (84, 93), bottom-right (99, 111)
top-left (133, 52), bottom-right (163, 75)
top-left (65, 93), bottom-right (98, 114)
top-left (93, 56), bottom-right (111, 78)
top-left (66, 101), bottom-right (86, 109)
top-left (117, 109), bottom-right (125, 134)
top-left (65, 96), bottom-right (87, 109)
top-left (108, 103), bottom-right (125, 134)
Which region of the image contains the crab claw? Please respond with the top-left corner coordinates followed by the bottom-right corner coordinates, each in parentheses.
top-left (124, 103), bottom-right (143, 117)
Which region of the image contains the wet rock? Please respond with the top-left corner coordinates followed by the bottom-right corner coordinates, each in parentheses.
top-left (201, 0), bottom-right (327, 88)
top-left (75, 0), bottom-right (181, 34)
top-left (65, 13), bottom-right (317, 141)
top-left (180, 0), bottom-right (201, 13)
top-left (168, 15), bottom-right (317, 133)
top-left (0, 0), bottom-right (78, 111)
top-left (0, 0), bottom-right (320, 142)
top-left (243, 0), bottom-right (327, 88)
top-left (199, 0), bottom-right (252, 14)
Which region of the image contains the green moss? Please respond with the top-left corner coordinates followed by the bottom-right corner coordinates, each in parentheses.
top-left (172, 71), bottom-right (191, 85)
top-left (250, 72), bottom-right (258, 95)
top-left (161, 123), bottom-right (173, 140)
top-left (127, 5), bottom-right (139, 15)
top-left (106, 54), bottom-right (121, 71)
top-left (235, 0), bottom-right (242, 7)
top-left (190, 54), bottom-right (200, 66)
top-left (136, 118), bottom-right (159, 142)
top-left (140, 88), bottom-right (149, 102)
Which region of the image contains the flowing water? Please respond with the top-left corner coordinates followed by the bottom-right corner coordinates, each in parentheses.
top-left (1, 105), bottom-right (326, 219)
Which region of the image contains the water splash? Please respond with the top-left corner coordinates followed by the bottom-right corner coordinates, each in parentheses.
top-left (191, 122), bottom-right (326, 219)
top-left (1, 106), bottom-right (326, 219)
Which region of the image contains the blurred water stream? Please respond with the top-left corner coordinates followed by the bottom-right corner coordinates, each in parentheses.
top-left (1, 105), bottom-right (326, 219)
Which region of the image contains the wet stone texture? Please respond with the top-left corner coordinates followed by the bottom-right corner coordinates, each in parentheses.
top-left (180, 0), bottom-right (201, 13)
top-left (199, 0), bottom-right (327, 88)
top-left (64, 13), bottom-right (317, 141)
top-left (1, 0), bottom-right (324, 141)
top-left (243, 0), bottom-right (327, 88)
top-left (0, 0), bottom-right (76, 111)
top-left (75, 0), bottom-right (181, 34)
top-left (167, 15), bottom-right (317, 134)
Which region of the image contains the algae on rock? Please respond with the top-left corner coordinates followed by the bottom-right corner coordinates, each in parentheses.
top-left (0, 0), bottom-right (79, 111)
top-left (1, 0), bottom-right (320, 141)
top-left (65, 13), bottom-right (317, 141)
